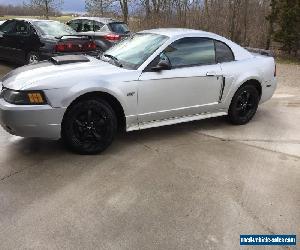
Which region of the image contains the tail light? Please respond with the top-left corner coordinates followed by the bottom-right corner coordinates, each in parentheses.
top-left (104, 34), bottom-right (121, 42)
top-left (55, 43), bottom-right (68, 52)
top-left (84, 41), bottom-right (97, 50)
top-left (55, 41), bottom-right (97, 52)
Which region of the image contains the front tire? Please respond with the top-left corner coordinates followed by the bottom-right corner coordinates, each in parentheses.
top-left (228, 84), bottom-right (260, 125)
top-left (62, 99), bottom-right (117, 154)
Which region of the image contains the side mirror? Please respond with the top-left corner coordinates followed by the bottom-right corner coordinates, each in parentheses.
top-left (151, 60), bottom-right (171, 72)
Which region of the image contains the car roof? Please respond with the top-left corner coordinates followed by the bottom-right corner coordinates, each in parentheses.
top-left (70, 17), bottom-right (121, 24)
top-left (8, 18), bottom-right (61, 23)
top-left (139, 28), bottom-right (217, 38)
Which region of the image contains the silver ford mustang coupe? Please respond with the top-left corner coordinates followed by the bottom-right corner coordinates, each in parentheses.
top-left (0, 28), bottom-right (277, 154)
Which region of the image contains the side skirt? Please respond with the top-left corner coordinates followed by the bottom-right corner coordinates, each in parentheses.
top-left (126, 111), bottom-right (227, 132)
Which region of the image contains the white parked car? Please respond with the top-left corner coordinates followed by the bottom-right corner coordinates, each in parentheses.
top-left (0, 20), bottom-right (6, 26)
top-left (0, 28), bottom-right (277, 154)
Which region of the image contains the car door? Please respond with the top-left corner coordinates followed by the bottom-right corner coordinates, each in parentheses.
top-left (0, 20), bottom-right (17, 60)
top-left (137, 37), bottom-right (223, 124)
top-left (12, 21), bottom-right (33, 62)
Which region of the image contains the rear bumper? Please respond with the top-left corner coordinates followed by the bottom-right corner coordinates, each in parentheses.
top-left (0, 98), bottom-right (65, 139)
top-left (260, 78), bottom-right (277, 104)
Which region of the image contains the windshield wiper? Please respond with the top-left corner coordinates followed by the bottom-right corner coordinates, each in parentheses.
top-left (103, 54), bottom-right (123, 67)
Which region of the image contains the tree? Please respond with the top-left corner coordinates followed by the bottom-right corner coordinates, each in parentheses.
top-left (85, 0), bottom-right (114, 16)
top-left (119, 0), bottom-right (129, 23)
top-left (204, 0), bottom-right (210, 30)
top-left (242, 0), bottom-right (249, 45)
top-left (28, 0), bottom-right (63, 19)
top-left (266, 0), bottom-right (278, 50)
top-left (229, 0), bottom-right (241, 41)
top-left (273, 0), bottom-right (300, 55)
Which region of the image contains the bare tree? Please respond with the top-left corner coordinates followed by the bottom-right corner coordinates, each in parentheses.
top-left (266, 0), bottom-right (277, 50)
top-left (119, 0), bottom-right (129, 23)
top-left (27, 0), bottom-right (63, 19)
top-left (242, 0), bottom-right (249, 45)
top-left (83, 0), bottom-right (296, 53)
top-left (85, 0), bottom-right (114, 16)
top-left (204, 0), bottom-right (210, 30)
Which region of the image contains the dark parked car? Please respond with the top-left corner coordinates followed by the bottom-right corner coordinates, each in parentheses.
top-left (67, 17), bottom-right (130, 52)
top-left (0, 19), bottom-right (98, 65)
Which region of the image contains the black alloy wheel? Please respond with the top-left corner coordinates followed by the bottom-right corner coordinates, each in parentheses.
top-left (228, 84), bottom-right (260, 125)
top-left (62, 99), bottom-right (117, 154)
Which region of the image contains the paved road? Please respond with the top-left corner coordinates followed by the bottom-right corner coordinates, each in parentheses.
top-left (0, 62), bottom-right (299, 250)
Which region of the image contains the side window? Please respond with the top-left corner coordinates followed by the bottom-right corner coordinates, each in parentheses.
top-left (94, 21), bottom-right (104, 31)
top-left (82, 20), bottom-right (94, 32)
top-left (68, 20), bottom-right (94, 32)
top-left (0, 21), bottom-right (16, 34)
top-left (164, 37), bottom-right (216, 67)
top-left (68, 20), bottom-right (80, 32)
top-left (68, 20), bottom-right (84, 32)
top-left (15, 21), bottom-right (30, 36)
top-left (215, 40), bottom-right (234, 63)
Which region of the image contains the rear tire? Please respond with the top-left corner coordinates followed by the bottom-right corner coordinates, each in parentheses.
top-left (228, 84), bottom-right (260, 125)
top-left (62, 99), bottom-right (117, 154)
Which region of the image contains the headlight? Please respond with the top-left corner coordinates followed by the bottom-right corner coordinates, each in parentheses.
top-left (0, 88), bottom-right (47, 105)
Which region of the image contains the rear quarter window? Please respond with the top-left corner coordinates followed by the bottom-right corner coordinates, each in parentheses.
top-left (215, 40), bottom-right (235, 63)
top-left (94, 21), bottom-right (104, 31)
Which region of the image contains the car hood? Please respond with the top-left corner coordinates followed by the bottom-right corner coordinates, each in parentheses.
top-left (1, 57), bottom-right (138, 90)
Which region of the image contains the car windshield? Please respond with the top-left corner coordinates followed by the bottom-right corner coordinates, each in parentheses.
top-left (109, 22), bottom-right (129, 34)
top-left (33, 21), bottom-right (76, 37)
top-left (103, 33), bottom-right (168, 70)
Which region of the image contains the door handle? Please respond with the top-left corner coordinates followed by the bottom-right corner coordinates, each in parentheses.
top-left (206, 71), bottom-right (217, 76)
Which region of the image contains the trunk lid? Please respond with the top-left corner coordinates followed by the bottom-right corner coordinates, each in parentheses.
top-left (54, 35), bottom-right (97, 53)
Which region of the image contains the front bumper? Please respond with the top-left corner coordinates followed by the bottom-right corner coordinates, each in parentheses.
top-left (0, 98), bottom-right (65, 139)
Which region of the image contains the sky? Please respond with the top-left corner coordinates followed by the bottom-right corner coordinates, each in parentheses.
top-left (0, 0), bottom-right (86, 13)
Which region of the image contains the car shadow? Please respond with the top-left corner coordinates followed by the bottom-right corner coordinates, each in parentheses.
top-left (0, 115), bottom-right (229, 217)
top-left (3, 115), bottom-right (228, 157)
